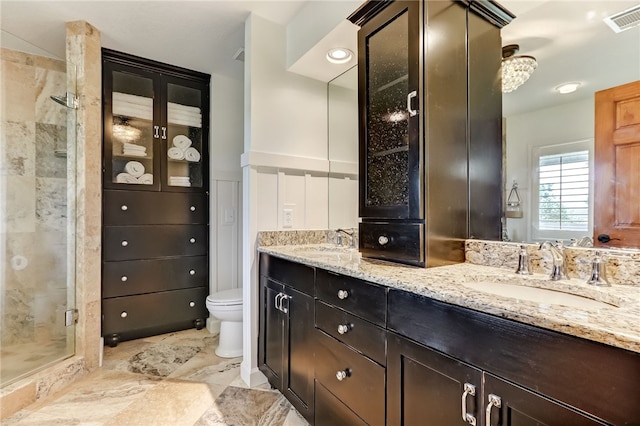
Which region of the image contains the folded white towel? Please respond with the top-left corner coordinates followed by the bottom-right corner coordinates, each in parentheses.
top-left (168, 117), bottom-right (202, 128)
top-left (116, 173), bottom-right (139, 184)
top-left (138, 173), bottom-right (153, 185)
top-left (172, 135), bottom-right (192, 150)
top-left (122, 150), bottom-right (147, 157)
top-left (184, 147), bottom-right (201, 162)
top-left (113, 92), bottom-right (153, 107)
top-left (113, 104), bottom-right (153, 121)
top-left (123, 143), bottom-right (146, 150)
top-left (167, 147), bottom-right (185, 160)
top-left (168, 109), bottom-right (202, 121)
top-left (124, 161), bottom-right (145, 177)
top-left (168, 102), bottom-right (201, 114)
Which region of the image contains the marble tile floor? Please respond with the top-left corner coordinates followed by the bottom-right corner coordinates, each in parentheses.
top-left (4, 329), bottom-right (310, 426)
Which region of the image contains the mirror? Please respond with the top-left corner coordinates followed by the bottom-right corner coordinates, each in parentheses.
top-left (328, 1), bottom-right (640, 248)
top-left (328, 66), bottom-right (359, 229)
top-left (501, 0), bottom-right (640, 246)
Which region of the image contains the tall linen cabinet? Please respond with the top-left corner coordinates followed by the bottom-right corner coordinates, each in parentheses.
top-left (352, 0), bottom-right (513, 267)
top-left (101, 49), bottom-right (210, 347)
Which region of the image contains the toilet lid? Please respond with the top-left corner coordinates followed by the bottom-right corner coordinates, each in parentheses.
top-left (207, 288), bottom-right (242, 305)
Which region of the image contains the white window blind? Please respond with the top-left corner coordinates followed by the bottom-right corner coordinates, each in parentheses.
top-left (538, 150), bottom-right (590, 231)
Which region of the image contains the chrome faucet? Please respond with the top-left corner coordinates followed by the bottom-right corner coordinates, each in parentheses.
top-left (336, 229), bottom-right (356, 249)
top-left (570, 236), bottom-right (594, 247)
top-left (539, 240), bottom-right (567, 281)
top-left (515, 244), bottom-right (531, 275)
top-left (587, 251), bottom-right (610, 287)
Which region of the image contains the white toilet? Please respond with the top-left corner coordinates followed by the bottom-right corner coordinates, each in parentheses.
top-left (205, 287), bottom-right (243, 358)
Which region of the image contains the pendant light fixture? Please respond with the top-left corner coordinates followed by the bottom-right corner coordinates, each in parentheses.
top-left (501, 44), bottom-right (537, 93)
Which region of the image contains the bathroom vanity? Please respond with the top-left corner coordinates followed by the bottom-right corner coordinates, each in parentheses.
top-left (258, 245), bottom-right (640, 425)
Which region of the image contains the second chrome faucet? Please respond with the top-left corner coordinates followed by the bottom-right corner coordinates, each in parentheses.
top-left (539, 240), bottom-right (567, 281)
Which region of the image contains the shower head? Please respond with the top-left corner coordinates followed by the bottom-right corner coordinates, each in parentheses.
top-left (50, 92), bottom-right (78, 109)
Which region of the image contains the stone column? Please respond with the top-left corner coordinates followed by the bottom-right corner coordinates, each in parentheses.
top-left (66, 21), bottom-right (102, 371)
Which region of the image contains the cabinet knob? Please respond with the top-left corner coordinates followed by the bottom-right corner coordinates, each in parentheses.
top-left (120, 311), bottom-right (128, 318)
top-left (337, 289), bottom-right (349, 300)
top-left (190, 206), bottom-right (196, 212)
top-left (121, 240), bottom-right (128, 247)
top-left (189, 269), bottom-right (196, 276)
top-left (378, 235), bottom-right (389, 246)
top-left (121, 275), bottom-right (128, 282)
top-left (336, 370), bottom-right (349, 381)
top-left (189, 237), bottom-right (196, 244)
top-left (337, 324), bottom-right (350, 335)
top-left (121, 205), bottom-right (128, 211)
top-left (189, 301), bottom-right (196, 307)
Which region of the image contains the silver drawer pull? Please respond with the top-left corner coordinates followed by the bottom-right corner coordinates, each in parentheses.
top-left (336, 370), bottom-right (349, 381)
top-left (337, 324), bottom-right (350, 335)
top-left (121, 275), bottom-right (128, 282)
top-left (485, 394), bottom-right (501, 426)
top-left (189, 301), bottom-right (195, 307)
top-left (189, 238), bottom-right (196, 243)
top-left (120, 311), bottom-right (128, 318)
top-left (190, 206), bottom-right (196, 212)
top-left (189, 269), bottom-right (196, 276)
top-left (121, 205), bottom-right (128, 211)
top-left (337, 289), bottom-right (349, 300)
top-left (121, 240), bottom-right (128, 247)
top-left (462, 383), bottom-right (477, 425)
top-left (378, 235), bottom-right (389, 246)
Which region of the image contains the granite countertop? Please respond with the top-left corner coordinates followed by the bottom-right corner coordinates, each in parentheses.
top-left (258, 244), bottom-right (640, 353)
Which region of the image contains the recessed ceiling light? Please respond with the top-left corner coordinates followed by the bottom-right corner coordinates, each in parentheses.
top-left (555, 82), bottom-right (581, 94)
top-left (326, 48), bottom-right (353, 64)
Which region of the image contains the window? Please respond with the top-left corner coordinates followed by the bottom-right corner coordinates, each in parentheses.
top-left (531, 140), bottom-right (593, 241)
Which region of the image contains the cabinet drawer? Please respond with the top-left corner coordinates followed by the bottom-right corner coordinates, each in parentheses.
top-left (359, 221), bottom-right (424, 266)
top-left (103, 256), bottom-right (207, 298)
top-left (102, 287), bottom-right (208, 340)
top-left (315, 300), bottom-right (386, 366)
top-left (315, 269), bottom-right (386, 326)
top-left (315, 381), bottom-right (368, 426)
top-left (103, 190), bottom-right (207, 225)
top-left (259, 253), bottom-right (314, 295)
top-left (103, 225), bottom-right (207, 261)
top-left (315, 330), bottom-right (385, 426)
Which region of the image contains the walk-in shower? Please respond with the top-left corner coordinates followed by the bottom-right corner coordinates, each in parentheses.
top-left (0, 30), bottom-right (77, 387)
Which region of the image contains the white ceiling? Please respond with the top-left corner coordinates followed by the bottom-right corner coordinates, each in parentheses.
top-left (1, 0), bottom-right (639, 115)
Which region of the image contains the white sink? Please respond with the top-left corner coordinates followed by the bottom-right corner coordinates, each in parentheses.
top-left (463, 281), bottom-right (616, 309)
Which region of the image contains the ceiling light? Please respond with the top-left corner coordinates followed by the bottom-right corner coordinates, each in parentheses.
top-left (555, 82), bottom-right (581, 94)
top-left (326, 48), bottom-right (353, 64)
top-left (501, 44), bottom-right (537, 93)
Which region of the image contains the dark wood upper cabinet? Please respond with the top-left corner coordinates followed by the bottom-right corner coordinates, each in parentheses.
top-left (350, 0), bottom-right (512, 267)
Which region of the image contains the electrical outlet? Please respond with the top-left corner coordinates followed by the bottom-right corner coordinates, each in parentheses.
top-left (283, 208), bottom-right (294, 228)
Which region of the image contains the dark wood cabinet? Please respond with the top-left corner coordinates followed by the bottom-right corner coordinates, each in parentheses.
top-left (351, 0), bottom-right (511, 267)
top-left (101, 49), bottom-right (210, 347)
top-left (258, 254), bottom-right (315, 423)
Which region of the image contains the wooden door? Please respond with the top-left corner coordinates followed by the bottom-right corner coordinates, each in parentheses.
top-left (594, 80), bottom-right (640, 248)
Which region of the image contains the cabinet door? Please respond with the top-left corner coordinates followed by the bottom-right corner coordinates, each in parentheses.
top-left (103, 60), bottom-right (162, 191)
top-left (483, 374), bottom-right (607, 426)
top-left (258, 277), bottom-right (285, 387)
top-left (162, 75), bottom-right (209, 192)
top-left (387, 332), bottom-right (483, 426)
top-left (283, 286), bottom-right (315, 423)
top-left (359, 1), bottom-right (422, 220)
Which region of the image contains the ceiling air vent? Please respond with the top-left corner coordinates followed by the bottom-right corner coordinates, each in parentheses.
top-left (603, 4), bottom-right (640, 33)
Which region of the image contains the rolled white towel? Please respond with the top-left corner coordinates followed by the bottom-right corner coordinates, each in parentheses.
top-left (172, 135), bottom-right (192, 149)
top-left (116, 173), bottom-right (139, 184)
top-left (167, 147), bottom-right (185, 160)
top-left (184, 147), bottom-right (201, 162)
top-left (138, 173), bottom-right (153, 185)
top-left (124, 161), bottom-right (145, 178)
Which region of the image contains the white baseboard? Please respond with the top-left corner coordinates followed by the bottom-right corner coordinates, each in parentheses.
top-left (240, 361), bottom-right (268, 388)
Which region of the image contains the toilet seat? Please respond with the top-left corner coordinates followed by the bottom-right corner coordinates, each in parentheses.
top-left (206, 288), bottom-right (242, 306)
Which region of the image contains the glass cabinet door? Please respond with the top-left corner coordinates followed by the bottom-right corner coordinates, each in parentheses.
top-left (104, 63), bottom-right (161, 190)
top-left (163, 78), bottom-right (207, 191)
top-left (360, 2), bottom-right (421, 219)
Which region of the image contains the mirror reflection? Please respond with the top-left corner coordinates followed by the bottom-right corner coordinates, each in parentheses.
top-left (328, 1), bottom-right (640, 248)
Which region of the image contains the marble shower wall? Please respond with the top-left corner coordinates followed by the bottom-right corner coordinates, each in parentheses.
top-left (1, 47), bottom-right (70, 345)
